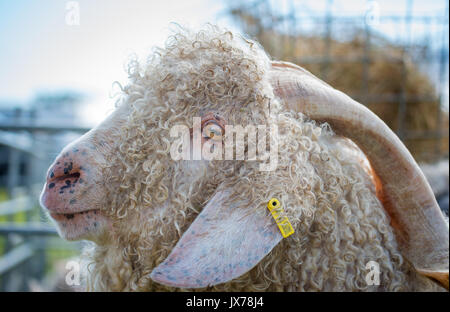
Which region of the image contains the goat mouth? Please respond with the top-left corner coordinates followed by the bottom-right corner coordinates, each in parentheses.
top-left (49, 209), bottom-right (101, 221)
top-left (47, 208), bottom-right (108, 242)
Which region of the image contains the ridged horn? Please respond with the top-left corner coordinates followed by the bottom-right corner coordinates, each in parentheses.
top-left (270, 61), bottom-right (449, 289)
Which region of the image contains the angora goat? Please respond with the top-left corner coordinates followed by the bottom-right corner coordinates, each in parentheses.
top-left (40, 26), bottom-right (449, 291)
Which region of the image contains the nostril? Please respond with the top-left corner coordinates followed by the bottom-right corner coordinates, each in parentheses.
top-left (57, 172), bottom-right (80, 181)
top-left (48, 171), bottom-right (81, 183)
top-left (47, 171), bottom-right (82, 193)
top-left (47, 154), bottom-right (83, 181)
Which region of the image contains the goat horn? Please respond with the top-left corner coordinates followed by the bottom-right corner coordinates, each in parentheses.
top-left (270, 61), bottom-right (449, 289)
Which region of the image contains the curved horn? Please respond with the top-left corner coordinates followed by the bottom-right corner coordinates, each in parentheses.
top-left (270, 61), bottom-right (449, 289)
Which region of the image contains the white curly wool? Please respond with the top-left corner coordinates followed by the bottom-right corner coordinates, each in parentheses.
top-left (44, 25), bottom-right (444, 291)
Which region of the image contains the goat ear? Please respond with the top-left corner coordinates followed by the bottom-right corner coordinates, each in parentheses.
top-left (150, 189), bottom-right (283, 288)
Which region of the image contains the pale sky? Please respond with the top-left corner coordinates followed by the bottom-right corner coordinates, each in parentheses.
top-left (0, 0), bottom-right (448, 126)
top-left (0, 0), bottom-right (237, 125)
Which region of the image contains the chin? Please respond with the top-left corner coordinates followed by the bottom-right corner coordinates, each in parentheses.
top-left (48, 209), bottom-right (110, 242)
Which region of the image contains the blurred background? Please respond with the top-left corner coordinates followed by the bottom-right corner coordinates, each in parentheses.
top-left (0, 0), bottom-right (448, 291)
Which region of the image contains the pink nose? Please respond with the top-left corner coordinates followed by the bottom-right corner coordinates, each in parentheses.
top-left (41, 147), bottom-right (88, 213)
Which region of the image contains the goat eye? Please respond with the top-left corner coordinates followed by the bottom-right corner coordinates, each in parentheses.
top-left (202, 121), bottom-right (223, 141)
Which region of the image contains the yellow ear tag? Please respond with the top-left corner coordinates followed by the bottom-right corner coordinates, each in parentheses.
top-left (267, 198), bottom-right (295, 238)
